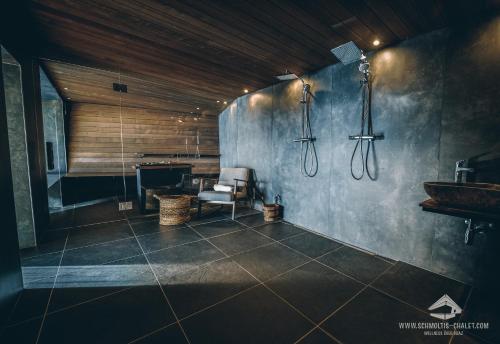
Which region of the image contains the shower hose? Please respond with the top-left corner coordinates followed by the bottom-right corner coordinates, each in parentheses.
top-left (300, 93), bottom-right (318, 177)
top-left (350, 79), bottom-right (376, 180)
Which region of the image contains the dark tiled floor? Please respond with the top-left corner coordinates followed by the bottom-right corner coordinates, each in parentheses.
top-left (3, 202), bottom-right (491, 344)
top-left (191, 219), bottom-right (245, 238)
top-left (321, 287), bottom-right (450, 344)
top-left (298, 328), bottom-right (337, 343)
top-left (317, 245), bottom-right (392, 284)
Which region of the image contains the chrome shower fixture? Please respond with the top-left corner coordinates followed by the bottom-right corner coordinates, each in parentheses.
top-left (275, 71), bottom-right (310, 104)
top-left (330, 41), bottom-right (362, 65)
top-left (275, 72), bottom-right (300, 81)
top-left (275, 71), bottom-right (318, 177)
top-left (331, 41), bottom-right (382, 180)
top-left (358, 52), bottom-right (370, 84)
top-left (331, 41), bottom-right (371, 83)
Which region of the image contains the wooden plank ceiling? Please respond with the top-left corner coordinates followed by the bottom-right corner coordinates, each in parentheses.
top-left (24, 0), bottom-right (473, 115)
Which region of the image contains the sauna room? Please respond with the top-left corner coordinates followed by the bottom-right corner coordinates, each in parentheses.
top-left (1, 1), bottom-right (499, 343)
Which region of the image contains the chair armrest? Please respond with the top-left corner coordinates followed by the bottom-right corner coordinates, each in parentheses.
top-left (233, 178), bottom-right (248, 196)
top-left (199, 177), bottom-right (219, 193)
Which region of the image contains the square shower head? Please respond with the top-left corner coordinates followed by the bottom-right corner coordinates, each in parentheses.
top-left (331, 41), bottom-right (362, 65)
top-left (275, 73), bottom-right (299, 81)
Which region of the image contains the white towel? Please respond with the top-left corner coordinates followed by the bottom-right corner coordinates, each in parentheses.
top-left (214, 184), bottom-right (233, 192)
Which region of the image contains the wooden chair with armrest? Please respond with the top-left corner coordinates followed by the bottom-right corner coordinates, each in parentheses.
top-left (197, 168), bottom-right (250, 220)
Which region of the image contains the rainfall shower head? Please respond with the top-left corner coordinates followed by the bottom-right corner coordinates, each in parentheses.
top-left (330, 41), bottom-right (362, 65)
top-left (275, 73), bottom-right (300, 81)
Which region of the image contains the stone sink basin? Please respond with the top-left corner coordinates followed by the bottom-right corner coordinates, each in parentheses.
top-left (424, 182), bottom-right (500, 210)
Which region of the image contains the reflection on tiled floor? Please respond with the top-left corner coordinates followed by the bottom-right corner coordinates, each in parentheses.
top-left (1, 201), bottom-right (494, 343)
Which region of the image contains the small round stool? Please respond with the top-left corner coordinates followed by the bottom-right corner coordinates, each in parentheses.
top-left (154, 195), bottom-right (191, 225)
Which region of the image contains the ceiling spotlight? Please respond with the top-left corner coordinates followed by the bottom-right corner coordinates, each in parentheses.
top-left (372, 39), bottom-right (380, 46)
top-left (67, 97), bottom-right (71, 100)
top-left (244, 89), bottom-right (249, 94)
top-left (196, 107), bottom-right (200, 110)
top-left (177, 118), bottom-right (183, 123)
top-left (64, 87), bottom-right (68, 90)
top-left (194, 117), bottom-right (198, 121)
top-left (216, 100), bottom-right (220, 103)
top-left (223, 101), bottom-right (227, 105)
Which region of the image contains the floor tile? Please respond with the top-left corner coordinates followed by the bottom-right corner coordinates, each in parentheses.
top-left (0, 317), bottom-right (42, 344)
top-left (461, 287), bottom-right (499, 343)
top-left (236, 213), bottom-right (269, 227)
top-left (128, 214), bottom-right (160, 225)
top-left (48, 286), bottom-right (129, 314)
top-left (322, 287), bottom-right (450, 344)
top-left (317, 246), bottom-right (391, 284)
top-left (21, 251), bottom-right (62, 284)
top-left (6, 288), bottom-right (51, 325)
top-left (187, 214), bottom-right (227, 226)
top-left (254, 222), bottom-right (305, 241)
top-left (281, 232), bottom-right (343, 258)
top-left (56, 254), bottom-right (155, 288)
top-left (48, 208), bottom-right (75, 230)
top-left (132, 323), bottom-right (188, 343)
top-left (137, 227), bottom-right (201, 253)
top-left (372, 262), bottom-right (471, 312)
top-left (38, 286), bottom-right (175, 344)
top-left (20, 230), bottom-right (68, 259)
top-left (208, 229), bottom-right (273, 256)
top-left (223, 206), bottom-right (260, 219)
top-left (131, 219), bottom-right (185, 236)
top-left (147, 240), bottom-right (225, 283)
top-left (266, 261), bottom-right (364, 322)
top-left (73, 201), bottom-right (125, 226)
top-left (181, 285), bottom-right (313, 343)
top-left (451, 334), bottom-right (490, 343)
top-left (61, 237), bottom-right (143, 266)
top-left (191, 219), bottom-right (245, 238)
top-left (298, 328), bottom-right (338, 343)
top-left (231, 243), bottom-right (310, 282)
top-left (66, 220), bottom-right (133, 250)
top-left (23, 276), bottom-right (56, 289)
top-left (163, 257), bottom-right (258, 318)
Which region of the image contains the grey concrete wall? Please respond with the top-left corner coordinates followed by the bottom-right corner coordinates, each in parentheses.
top-left (2, 57), bottom-right (36, 249)
top-left (0, 47), bottom-right (23, 327)
top-left (40, 69), bottom-right (67, 210)
top-left (219, 19), bottom-right (500, 284)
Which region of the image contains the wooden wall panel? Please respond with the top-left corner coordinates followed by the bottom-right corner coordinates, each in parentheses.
top-left (67, 103), bottom-right (219, 176)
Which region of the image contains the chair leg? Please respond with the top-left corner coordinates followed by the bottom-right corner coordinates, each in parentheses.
top-left (231, 201), bottom-right (236, 220)
top-left (197, 201), bottom-right (202, 218)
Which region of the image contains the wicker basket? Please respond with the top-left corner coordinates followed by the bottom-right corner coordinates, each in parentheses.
top-left (263, 204), bottom-right (280, 222)
top-left (154, 195), bottom-right (191, 225)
